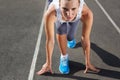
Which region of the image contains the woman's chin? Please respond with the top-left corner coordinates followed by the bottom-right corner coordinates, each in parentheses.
top-left (66, 17), bottom-right (75, 21)
top-left (66, 19), bottom-right (73, 22)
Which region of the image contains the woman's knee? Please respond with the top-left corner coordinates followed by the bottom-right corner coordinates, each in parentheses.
top-left (56, 23), bottom-right (67, 35)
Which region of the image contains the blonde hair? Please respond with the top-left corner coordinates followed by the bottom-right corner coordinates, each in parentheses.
top-left (59, 0), bottom-right (80, 3)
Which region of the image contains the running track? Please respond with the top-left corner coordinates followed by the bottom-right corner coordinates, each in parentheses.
top-left (0, 0), bottom-right (120, 80)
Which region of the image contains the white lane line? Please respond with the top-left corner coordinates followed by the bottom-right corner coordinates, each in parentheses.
top-left (28, 1), bottom-right (47, 80)
top-left (95, 0), bottom-right (120, 34)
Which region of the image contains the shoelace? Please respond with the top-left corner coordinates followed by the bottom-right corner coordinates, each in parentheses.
top-left (61, 57), bottom-right (68, 66)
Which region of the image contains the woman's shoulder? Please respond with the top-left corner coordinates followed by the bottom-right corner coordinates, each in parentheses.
top-left (82, 4), bottom-right (93, 16)
top-left (46, 4), bottom-right (56, 16)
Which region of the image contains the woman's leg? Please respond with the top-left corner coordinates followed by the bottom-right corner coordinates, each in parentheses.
top-left (67, 21), bottom-right (79, 48)
top-left (56, 34), bottom-right (67, 55)
top-left (67, 21), bottom-right (79, 41)
top-left (55, 22), bottom-right (67, 55)
top-left (55, 22), bottom-right (70, 74)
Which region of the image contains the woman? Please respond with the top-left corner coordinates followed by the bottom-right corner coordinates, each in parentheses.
top-left (37, 0), bottom-right (100, 75)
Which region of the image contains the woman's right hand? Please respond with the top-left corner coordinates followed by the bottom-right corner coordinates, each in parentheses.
top-left (36, 63), bottom-right (53, 75)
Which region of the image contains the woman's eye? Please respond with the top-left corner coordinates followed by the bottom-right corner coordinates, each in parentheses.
top-left (62, 8), bottom-right (69, 11)
top-left (72, 8), bottom-right (76, 11)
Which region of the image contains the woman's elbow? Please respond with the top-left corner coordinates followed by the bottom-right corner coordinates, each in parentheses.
top-left (81, 36), bottom-right (90, 47)
top-left (46, 39), bottom-right (55, 46)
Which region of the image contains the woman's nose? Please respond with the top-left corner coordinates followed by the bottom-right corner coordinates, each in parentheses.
top-left (66, 10), bottom-right (73, 16)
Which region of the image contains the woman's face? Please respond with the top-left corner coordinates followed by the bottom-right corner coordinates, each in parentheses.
top-left (60, 0), bottom-right (80, 21)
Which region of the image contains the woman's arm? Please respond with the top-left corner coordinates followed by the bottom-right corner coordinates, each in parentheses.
top-left (37, 4), bottom-right (56, 75)
top-left (81, 4), bottom-right (100, 73)
top-left (44, 5), bottom-right (56, 67)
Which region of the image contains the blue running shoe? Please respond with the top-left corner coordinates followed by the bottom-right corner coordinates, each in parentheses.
top-left (59, 55), bottom-right (70, 74)
top-left (67, 39), bottom-right (76, 48)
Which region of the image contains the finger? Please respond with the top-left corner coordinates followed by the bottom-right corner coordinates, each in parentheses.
top-left (36, 70), bottom-right (45, 75)
top-left (50, 69), bottom-right (54, 74)
top-left (36, 68), bottom-right (48, 75)
top-left (94, 68), bottom-right (100, 73)
top-left (84, 67), bottom-right (100, 73)
top-left (84, 68), bottom-right (88, 73)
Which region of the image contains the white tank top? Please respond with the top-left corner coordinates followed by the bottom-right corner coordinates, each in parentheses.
top-left (49, 0), bottom-right (85, 23)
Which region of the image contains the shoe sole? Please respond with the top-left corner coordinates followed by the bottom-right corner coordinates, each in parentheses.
top-left (59, 67), bottom-right (70, 74)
